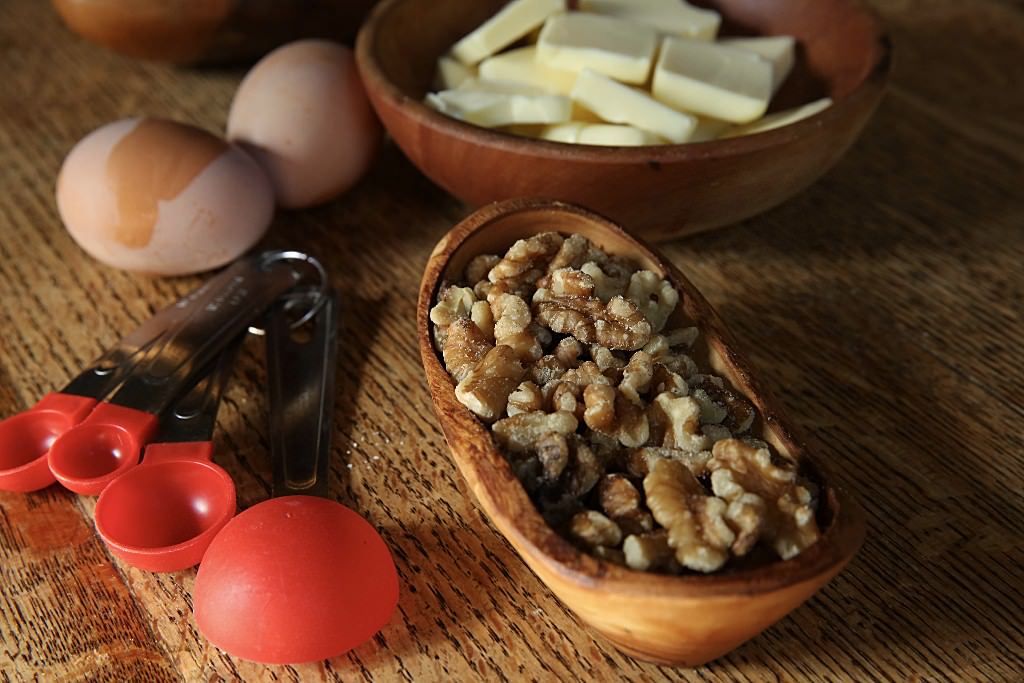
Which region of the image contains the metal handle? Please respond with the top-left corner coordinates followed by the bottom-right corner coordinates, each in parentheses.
top-left (155, 334), bottom-right (244, 443)
top-left (265, 288), bottom-right (338, 498)
top-left (107, 251), bottom-right (324, 415)
top-left (63, 266), bottom-right (233, 399)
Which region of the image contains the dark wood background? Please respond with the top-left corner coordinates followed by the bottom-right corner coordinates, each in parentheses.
top-left (1, 0), bottom-right (1021, 680)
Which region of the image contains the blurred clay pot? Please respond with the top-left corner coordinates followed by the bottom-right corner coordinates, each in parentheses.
top-left (52, 0), bottom-right (379, 64)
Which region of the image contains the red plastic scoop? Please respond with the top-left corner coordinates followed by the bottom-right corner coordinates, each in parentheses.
top-left (94, 341), bottom-right (241, 572)
top-left (0, 268), bottom-right (231, 493)
top-left (194, 496), bottom-right (396, 663)
top-left (193, 290), bottom-right (399, 664)
top-left (46, 251), bottom-right (316, 496)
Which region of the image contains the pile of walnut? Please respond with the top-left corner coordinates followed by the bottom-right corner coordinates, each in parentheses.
top-left (430, 232), bottom-right (820, 573)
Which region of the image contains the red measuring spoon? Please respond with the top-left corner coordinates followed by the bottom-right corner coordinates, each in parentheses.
top-left (94, 339), bottom-right (241, 572)
top-left (47, 251), bottom-right (321, 496)
top-left (194, 290), bottom-right (399, 664)
top-left (0, 267), bottom-right (229, 493)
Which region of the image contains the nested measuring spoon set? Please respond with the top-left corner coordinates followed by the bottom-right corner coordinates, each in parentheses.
top-left (0, 250), bottom-right (398, 664)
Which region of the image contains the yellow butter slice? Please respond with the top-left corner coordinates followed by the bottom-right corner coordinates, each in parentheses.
top-left (578, 0), bottom-right (720, 41)
top-left (571, 68), bottom-right (696, 143)
top-left (537, 12), bottom-right (658, 85)
top-left (452, 0), bottom-right (565, 65)
top-left (652, 36), bottom-right (773, 124)
top-left (721, 98), bottom-right (832, 137)
top-left (427, 80), bottom-right (572, 128)
top-left (577, 123), bottom-right (664, 146)
top-left (436, 55), bottom-right (476, 89)
top-left (479, 46), bottom-right (577, 95)
top-left (720, 36), bottom-right (796, 94)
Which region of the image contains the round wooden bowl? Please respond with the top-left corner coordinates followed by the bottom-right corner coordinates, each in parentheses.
top-left (417, 198), bottom-right (865, 666)
top-left (356, 0), bottom-right (891, 241)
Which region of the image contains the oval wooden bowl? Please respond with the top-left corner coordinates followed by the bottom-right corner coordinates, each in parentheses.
top-left (417, 198), bottom-right (865, 666)
top-left (358, 0), bottom-right (890, 241)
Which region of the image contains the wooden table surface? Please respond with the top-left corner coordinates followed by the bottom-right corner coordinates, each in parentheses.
top-left (1, 0), bottom-right (1022, 681)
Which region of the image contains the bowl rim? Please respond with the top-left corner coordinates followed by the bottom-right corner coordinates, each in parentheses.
top-left (417, 197), bottom-right (865, 599)
top-left (357, 0), bottom-right (892, 163)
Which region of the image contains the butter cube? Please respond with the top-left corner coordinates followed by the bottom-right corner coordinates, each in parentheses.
top-left (436, 55), bottom-right (476, 89)
top-left (540, 121), bottom-right (586, 143)
top-left (452, 0), bottom-right (565, 65)
top-left (720, 36), bottom-right (796, 93)
top-left (479, 46), bottom-right (577, 95)
top-left (579, 0), bottom-right (721, 41)
top-left (540, 122), bottom-right (663, 145)
top-left (571, 68), bottom-right (696, 143)
top-left (540, 121), bottom-right (662, 145)
top-left (537, 12), bottom-right (658, 85)
top-left (454, 78), bottom-right (558, 96)
top-left (427, 80), bottom-right (572, 128)
top-left (578, 124), bottom-right (663, 146)
top-left (652, 37), bottom-right (772, 124)
top-left (721, 98), bottom-right (832, 137)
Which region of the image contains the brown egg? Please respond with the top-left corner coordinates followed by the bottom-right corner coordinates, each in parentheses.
top-left (56, 118), bottom-right (275, 276)
top-left (227, 39), bottom-right (382, 209)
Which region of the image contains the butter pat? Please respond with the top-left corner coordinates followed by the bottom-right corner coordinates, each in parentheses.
top-left (479, 46), bottom-right (577, 95)
top-left (721, 36), bottom-right (796, 93)
top-left (540, 121), bottom-right (662, 145)
top-left (426, 80), bottom-right (572, 127)
top-left (578, 123), bottom-right (663, 146)
top-left (452, 0), bottom-right (565, 65)
top-left (571, 68), bottom-right (696, 143)
top-left (722, 98), bottom-right (832, 137)
top-left (540, 121), bottom-right (586, 143)
top-left (652, 37), bottom-right (772, 124)
top-left (436, 55), bottom-right (475, 89)
top-left (579, 0), bottom-right (720, 41)
top-left (537, 12), bottom-right (658, 85)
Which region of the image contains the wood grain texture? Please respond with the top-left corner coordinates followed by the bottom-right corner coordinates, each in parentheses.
top-left (0, 0), bottom-right (1022, 681)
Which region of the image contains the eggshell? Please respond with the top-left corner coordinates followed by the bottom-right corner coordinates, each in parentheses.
top-left (227, 39), bottom-right (381, 209)
top-left (56, 118), bottom-right (274, 276)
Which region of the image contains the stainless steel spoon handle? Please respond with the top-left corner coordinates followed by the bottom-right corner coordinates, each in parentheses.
top-left (265, 288), bottom-right (338, 498)
top-left (108, 251), bottom-right (320, 415)
top-left (63, 262), bottom-right (246, 400)
top-left (156, 333), bottom-right (245, 444)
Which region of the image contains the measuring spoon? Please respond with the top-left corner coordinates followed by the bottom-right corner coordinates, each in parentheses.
top-left (193, 289), bottom-right (399, 664)
top-left (0, 266), bottom-right (233, 492)
top-left (47, 251), bottom-right (323, 496)
top-left (94, 337), bottom-right (242, 572)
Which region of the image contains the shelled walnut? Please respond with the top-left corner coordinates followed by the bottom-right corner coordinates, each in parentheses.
top-left (430, 232), bottom-right (820, 574)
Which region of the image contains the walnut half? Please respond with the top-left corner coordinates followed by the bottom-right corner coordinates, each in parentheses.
top-left (644, 458), bottom-right (735, 573)
top-left (455, 345), bottom-right (526, 422)
top-left (708, 439), bottom-right (820, 560)
top-left (534, 287), bottom-right (652, 351)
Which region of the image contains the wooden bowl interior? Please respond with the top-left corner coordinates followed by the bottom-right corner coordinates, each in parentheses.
top-left (367, 0), bottom-right (884, 113)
